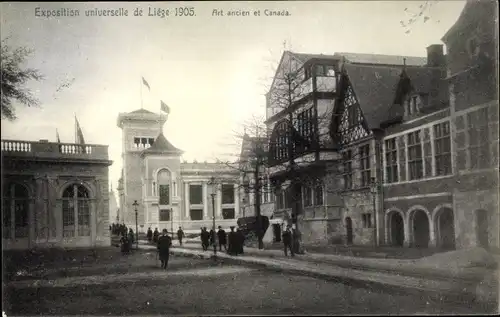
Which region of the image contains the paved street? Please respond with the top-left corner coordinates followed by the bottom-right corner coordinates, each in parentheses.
top-left (3, 250), bottom-right (495, 315)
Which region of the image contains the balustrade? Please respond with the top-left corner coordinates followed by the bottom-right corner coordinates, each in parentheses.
top-left (1, 139), bottom-right (108, 160)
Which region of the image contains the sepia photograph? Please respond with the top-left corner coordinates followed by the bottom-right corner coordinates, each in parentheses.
top-left (1, 0), bottom-right (499, 315)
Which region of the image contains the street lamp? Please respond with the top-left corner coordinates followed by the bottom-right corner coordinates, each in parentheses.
top-left (132, 200), bottom-right (139, 250)
top-left (370, 177), bottom-right (378, 247)
top-left (209, 176), bottom-right (217, 258)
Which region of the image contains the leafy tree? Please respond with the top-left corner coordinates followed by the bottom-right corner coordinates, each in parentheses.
top-left (1, 38), bottom-right (44, 121)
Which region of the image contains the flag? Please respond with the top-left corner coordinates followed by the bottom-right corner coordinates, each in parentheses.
top-left (56, 129), bottom-right (61, 143)
top-left (142, 77), bottom-right (151, 91)
top-left (160, 100), bottom-right (170, 114)
top-left (75, 116), bottom-right (86, 145)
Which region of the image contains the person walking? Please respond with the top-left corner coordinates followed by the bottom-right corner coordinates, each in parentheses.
top-left (228, 226), bottom-right (236, 255)
top-left (157, 229), bottom-right (172, 270)
top-left (217, 226), bottom-right (227, 251)
top-left (128, 228), bottom-right (135, 250)
top-left (153, 228), bottom-right (159, 244)
top-left (209, 228), bottom-right (215, 248)
top-left (147, 227), bottom-right (153, 243)
top-left (177, 227), bottom-right (185, 246)
top-left (282, 225), bottom-right (294, 257)
top-left (201, 227), bottom-right (210, 251)
top-left (236, 228), bottom-right (245, 255)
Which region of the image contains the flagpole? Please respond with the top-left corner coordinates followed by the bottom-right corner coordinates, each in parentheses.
top-left (140, 78), bottom-right (143, 109)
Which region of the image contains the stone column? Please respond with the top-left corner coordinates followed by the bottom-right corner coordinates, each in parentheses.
top-left (184, 182), bottom-right (190, 218)
top-left (217, 184), bottom-right (222, 218)
top-left (234, 184), bottom-right (239, 218)
top-left (428, 216), bottom-right (436, 248)
top-left (203, 182), bottom-right (208, 219)
top-left (403, 214), bottom-right (410, 247)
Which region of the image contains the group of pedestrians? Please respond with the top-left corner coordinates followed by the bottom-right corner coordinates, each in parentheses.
top-left (200, 226), bottom-right (245, 255)
top-left (109, 223), bottom-right (136, 255)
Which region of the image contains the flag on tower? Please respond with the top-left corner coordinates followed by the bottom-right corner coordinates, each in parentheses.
top-left (160, 100), bottom-right (170, 114)
top-left (56, 129), bottom-right (61, 143)
top-left (142, 77), bottom-right (151, 91)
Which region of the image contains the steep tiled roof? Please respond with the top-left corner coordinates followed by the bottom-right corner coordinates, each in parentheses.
top-left (344, 64), bottom-right (403, 129)
top-left (142, 133), bottom-right (182, 155)
top-left (337, 52), bottom-right (427, 67)
top-left (289, 51), bottom-right (340, 63)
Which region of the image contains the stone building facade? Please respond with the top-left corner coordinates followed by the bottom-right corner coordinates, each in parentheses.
top-left (1, 139), bottom-right (113, 250)
top-left (116, 109), bottom-right (240, 234)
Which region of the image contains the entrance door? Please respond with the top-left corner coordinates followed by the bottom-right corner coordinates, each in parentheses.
top-left (390, 212), bottom-right (404, 247)
top-left (412, 210), bottom-right (430, 248)
top-left (476, 210), bottom-right (489, 248)
top-left (345, 217), bottom-right (353, 244)
top-left (437, 208), bottom-right (455, 250)
top-left (273, 224), bottom-right (282, 242)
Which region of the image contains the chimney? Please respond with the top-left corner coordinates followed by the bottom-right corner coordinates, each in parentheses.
top-left (426, 44), bottom-right (445, 67)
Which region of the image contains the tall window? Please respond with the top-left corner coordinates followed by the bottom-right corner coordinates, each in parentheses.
top-left (189, 184), bottom-right (203, 204)
top-left (314, 65), bottom-right (335, 77)
top-left (359, 144), bottom-right (371, 187)
top-left (468, 108), bottom-right (490, 169)
top-left (159, 209), bottom-right (171, 221)
top-left (296, 107), bottom-right (315, 152)
top-left (434, 121), bottom-right (452, 176)
top-left (303, 186), bottom-right (312, 207)
top-left (276, 190), bottom-right (284, 209)
top-left (408, 131), bottom-right (423, 180)
top-left (385, 138), bottom-right (398, 183)
top-left (62, 184), bottom-right (90, 237)
top-left (362, 213), bottom-right (372, 228)
top-left (2, 183), bottom-right (29, 239)
top-left (314, 182), bottom-right (324, 206)
top-left (133, 137), bottom-right (155, 149)
top-left (271, 120), bottom-right (290, 163)
top-left (343, 150), bottom-right (353, 189)
top-left (222, 184), bottom-right (235, 204)
top-left (158, 169), bottom-right (171, 205)
top-left (406, 95), bottom-right (419, 116)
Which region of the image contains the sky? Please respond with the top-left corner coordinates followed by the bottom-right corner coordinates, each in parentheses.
top-left (1, 1), bottom-right (466, 191)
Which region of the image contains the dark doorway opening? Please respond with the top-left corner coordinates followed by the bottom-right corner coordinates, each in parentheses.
top-left (437, 208), bottom-right (456, 250)
top-left (412, 210), bottom-right (430, 248)
top-left (273, 224), bottom-right (282, 243)
top-left (476, 210), bottom-right (490, 248)
top-left (390, 212), bottom-right (404, 247)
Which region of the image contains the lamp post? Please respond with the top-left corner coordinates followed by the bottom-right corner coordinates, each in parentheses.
top-left (209, 176), bottom-right (217, 258)
top-left (370, 178), bottom-right (378, 247)
top-left (132, 200), bottom-right (139, 250)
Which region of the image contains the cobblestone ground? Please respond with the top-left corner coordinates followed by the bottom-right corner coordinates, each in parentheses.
top-left (3, 250), bottom-right (495, 315)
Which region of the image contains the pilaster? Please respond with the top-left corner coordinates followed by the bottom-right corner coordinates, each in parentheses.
top-left (184, 182), bottom-right (190, 218)
top-left (203, 182), bottom-right (208, 219)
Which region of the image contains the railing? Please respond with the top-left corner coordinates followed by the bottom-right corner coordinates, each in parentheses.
top-left (1, 139), bottom-right (109, 161)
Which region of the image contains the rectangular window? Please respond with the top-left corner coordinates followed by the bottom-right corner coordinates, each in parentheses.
top-left (159, 209), bottom-right (171, 221)
top-left (189, 184), bottom-right (203, 205)
top-left (148, 138), bottom-right (155, 145)
top-left (359, 144), bottom-right (371, 187)
top-left (407, 131), bottom-right (423, 180)
top-left (406, 95), bottom-right (419, 116)
top-left (314, 183), bottom-right (324, 206)
top-left (284, 188), bottom-right (292, 209)
top-left (468, 108), bottom-right (490, 169)
top-left (77, 200), bottom-right (90, 236)
top-left (343, 150), bottom-right (353, 189)
top-left (222, 184), bottom-right (235, 204)
top-left (325, 65), bottom-right (336, 77)
top-left (276, 191), bottom-right (283, 209)
top-left (189, 209), bottom-right (203, 221)
top-left (385, 138), bottom-right (398, 183)
top-left (303, 186), bottom-right (312, 207)
top-left (159, 184), bottom-right (170, 205)
top-left (222, 208), bottom-right (235, 220)
top-left (362, 213), bottom-right (372, 228)
top-left (434, 121), bottom-right (452, 176)
top-left (315, 64), bottom-right (326, 76)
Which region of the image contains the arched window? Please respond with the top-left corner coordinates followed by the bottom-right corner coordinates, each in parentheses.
top-left (2, 183), bottom-right (29, 239)
top-left (157, 169), bottom-right (171, 206)
top-left (62, 184), bottom-right (91, 238)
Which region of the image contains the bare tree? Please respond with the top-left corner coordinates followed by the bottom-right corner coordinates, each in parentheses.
top-left (1, 37), bottom-right (44, 120)
top-left (400, 1), bottom-right (440, 34)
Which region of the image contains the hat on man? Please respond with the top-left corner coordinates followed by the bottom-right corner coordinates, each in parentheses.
top-left (162, 229), bottom-right (168, 234)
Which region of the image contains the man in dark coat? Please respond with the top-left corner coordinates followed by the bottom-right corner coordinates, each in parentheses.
top-left (236, 228), bottom-right (245, 255)
top-left (209, 228), bottom-right (215, 247)
top-left (217, 226), bottom-right (227, 251)
top-left (282, 225), bottom-right (294, 257)
top-left (157, 229), bottom-right (172, 269)
top-left (147, 227), bottom-right (153, 243)
top-left (120, 233), bottom-right (130, 254)
top-left (228, 226), bottom-right (237, 255)
top-left (202, 227), bottom-right (211, 251)
top-left (177, 227), bottom-right (185, 246)
top-left (128, 228), bottom-right (135, 249)
top-left (153, 228), bottom-right (160, 244)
